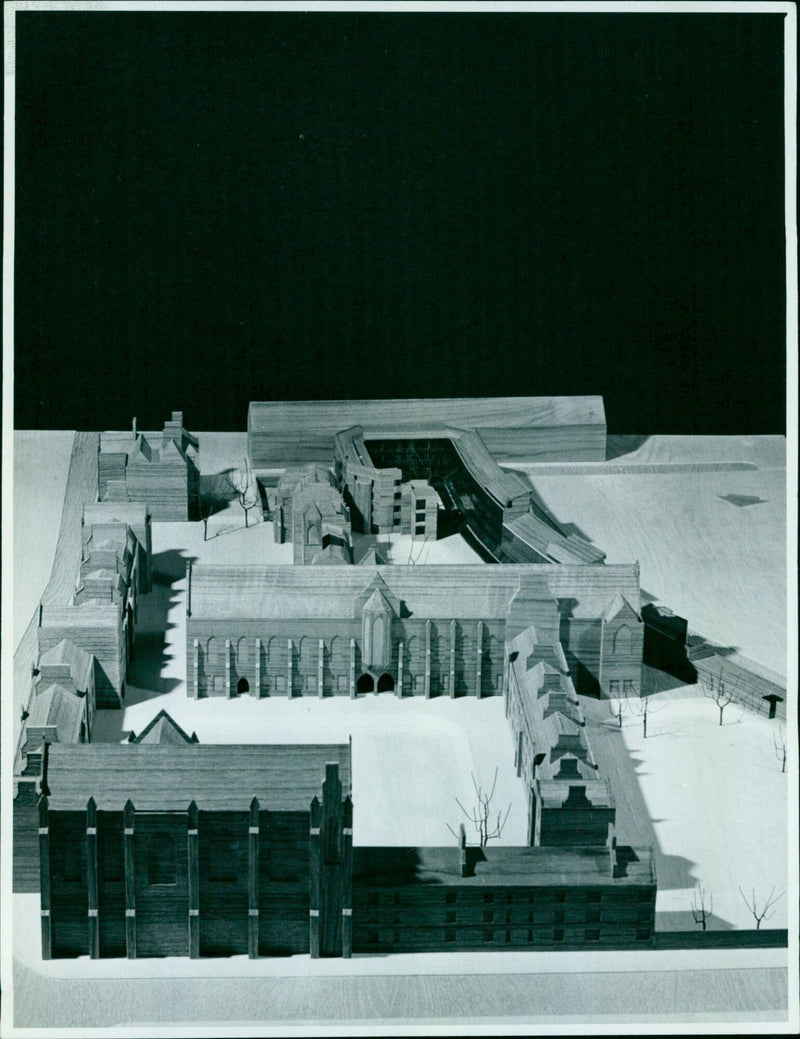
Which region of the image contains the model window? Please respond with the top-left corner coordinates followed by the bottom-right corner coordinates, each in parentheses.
top-left (585, 929), bottom-right (600, 942)
top-left (623, 679), bottom-right (635, 694)
top-left (416, 499), bottom-right (425, 510)
top-left (147, 832), bottom-right (176, 885)
top-left (483, 891), bottom-right (494, 903)
top-left (415, 524), bottom-right (424, 534)
top-left (276, 675), bottom-right (286, 692)
top-left (337, 676), bottom-right (349, 691)
top-left (553, 929), bottom-right (565, 942)
top-left (483, 910), bottom-right (494, 923)
top-left (445, 910), bottom-right (456, 923)
top-left (585, 909), bottom-right (600, 924)
top-left (554, 910), bottom-right (565, 925)
top-left (586, 891), bottom-right (602, 903)
top-left (445, 891), bottom-right (457, 905)
top-left (609, 679), bottom-right (620, 695)
top-left (483, 928), bottom-right (493, 943)
top-left (305, 675), bottom-right (316, 691)
top-left (445, 928), bottom-right (456, 943)
top-left (637, 927), bottom-right (651, 941)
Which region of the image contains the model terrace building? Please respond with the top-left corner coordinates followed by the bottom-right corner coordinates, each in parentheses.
top-left (98, 411), bottom-right (199, 522)
top-left (248, 397), bottom-right (608, 467)
top-left (185, 563), bottom-right (642, 700)
top-left (332, 424), bottom-right (604, 566)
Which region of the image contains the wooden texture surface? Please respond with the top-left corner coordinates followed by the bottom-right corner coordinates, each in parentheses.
top-left (248, 397), bottom-right (606, 466)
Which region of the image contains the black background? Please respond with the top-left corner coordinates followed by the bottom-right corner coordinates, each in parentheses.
top-left (14, 12), bottom-right (787, 434)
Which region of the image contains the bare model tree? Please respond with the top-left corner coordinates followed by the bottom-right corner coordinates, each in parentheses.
top-left (226, 458), bottom-right (258, 529)
top-left (738, 886), bottom-right (784, 930)
top-left (691, 886), bottom-right (713, 931)
top-left (447, 768), bottom-right (511, 846)
top-left (773, 728), bottom-right (787, 773)
top-left (702, 667), bottom-right (738, 725)
top-left (608, 698), bottom-right (625, 728)
top-left (629, 695), bottom-right (664, 738)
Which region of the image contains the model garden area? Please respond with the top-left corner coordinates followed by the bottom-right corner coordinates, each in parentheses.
top-left (12, 399), bottom-right (788, 970)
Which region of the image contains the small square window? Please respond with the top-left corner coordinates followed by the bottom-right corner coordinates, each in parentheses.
top-left (416, 499), bottom-right (425, 510)
top-left (623, 679), bottom-right (635, 694)
top-left (585, 929), bottom-right (600, 942)
top-left (445, 928), bottom-right (456, 942)
top-left (554, 910), bottom-right (565, 925)
top-left (483, 891), bottom-right (494, 903)
top-left (553, 929), bottom-right (565, 942)
top-left (609, 679), bottom-right (620, 694)
top-left (415, 525), bottom-right (425, 535)
top-left (445, 909), bottom-right (456, 923)
top-left (483, 928), bottom-right (493, 942)
top-left (483, 910), bottom-right (494, 923)
top-left (446, 891), bottom-right (457, 904)
top-left (637, 927), bottom-right (651, 941)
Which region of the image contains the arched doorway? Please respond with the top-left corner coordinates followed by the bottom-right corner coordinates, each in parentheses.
top-left (236, 677), bottom-right (250, 695)
top-left (357, 673), bottom-right (374, 694)
top-left (377, 673), bottom-right (394, 692)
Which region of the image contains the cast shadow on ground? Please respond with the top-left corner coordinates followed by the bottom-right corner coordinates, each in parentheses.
top-left (581, 700), bottom-right (697, 893)
top-left (128, 548), bottom-right (197, 695)
top-left (605, 435), bottom-right (650, 461)
top-left (656, 909), bottom-right (735, 931)
top-left (718, 493), bottom-right (768, 508)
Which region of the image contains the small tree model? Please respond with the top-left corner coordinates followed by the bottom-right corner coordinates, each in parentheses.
top-left (447, 768), bottom-right (511, 846)
top-left (629, 694), bottom-right (664, 738)
top-left (227, 458), bottom-right (258, 529)
top-left (702, 666), bottom-right (738, 725)
top-left (691, 886), bottom-right (713, 931)
top-left (773, 728), bottom-right (787, 773)
top-left (608, 698), bottom-right (625, 728)
top-left (738, 886), bottom-right (784, 930)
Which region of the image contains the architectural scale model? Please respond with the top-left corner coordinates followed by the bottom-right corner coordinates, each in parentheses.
top-left (12, 398), bottom-right (786, 961)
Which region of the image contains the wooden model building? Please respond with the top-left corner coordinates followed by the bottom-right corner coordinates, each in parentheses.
top-left (15, 395), bottom-right (783, 961)
top-left (98, 411), bottom-right (199, 521)
top-left (184, 563), bottom-right (642, 700)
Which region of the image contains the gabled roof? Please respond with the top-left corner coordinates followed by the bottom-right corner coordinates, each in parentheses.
top-left (39, 638), bottom-right (94, 683)
top-left (159, 437), bottom-right (187, 463)
top-left (356, 547), bottom-right (386, 566)
top-left (602, 592), bottom-right (641, 623)
top-left (26, 683), bottom-right (84, 741)
top-left (127, 434), bottom-right (153, 465)
top-left (132, 709), bottom-right (197, 745)
top-left (44, 742), bottom-right (352, 812)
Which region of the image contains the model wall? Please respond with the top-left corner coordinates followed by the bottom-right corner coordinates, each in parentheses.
top-left (186, 619), bottom-right (506, 699)
top-left (44, 805), bottom-right (314, 959)
top-left (247, 398), bottom-right (607, 467)
top-left (351, 877), bottom-right (655, 952)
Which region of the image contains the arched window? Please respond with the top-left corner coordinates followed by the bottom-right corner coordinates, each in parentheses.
top-left (614, 625), bottom-right (632, 655)
top-left (377, 673), bottom-right (394, 692)
top-left (357, 673), bottom-right (374, 694)
top-left (237, 677), bottom-right (249, 695)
